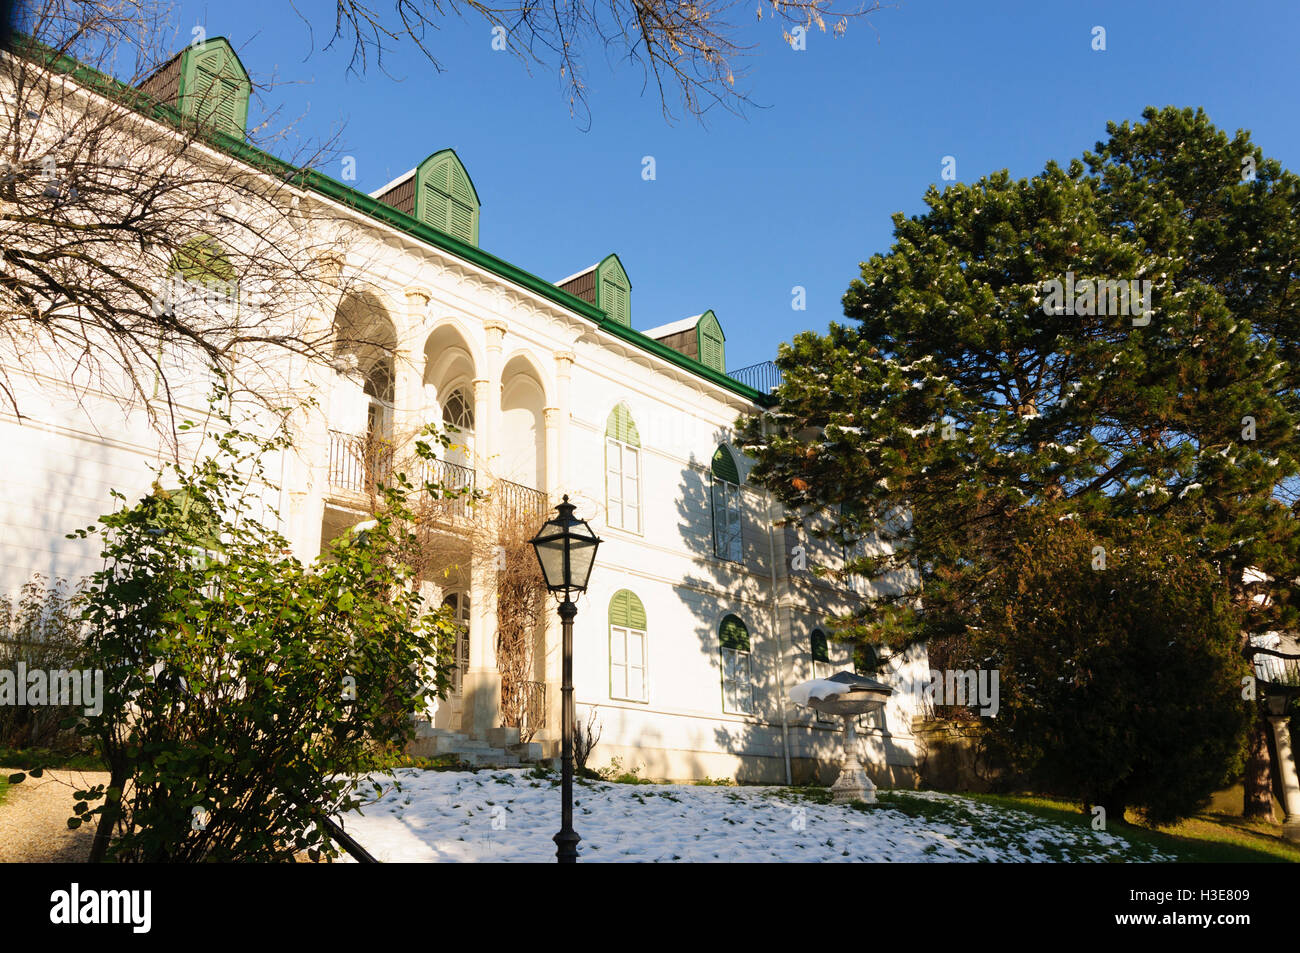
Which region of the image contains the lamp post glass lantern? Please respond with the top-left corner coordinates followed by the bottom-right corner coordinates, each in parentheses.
top-left (529, 495), bottom-right (601, 863)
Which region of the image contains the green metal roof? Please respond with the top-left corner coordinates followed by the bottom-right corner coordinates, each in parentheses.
top-left (16, 36), bottom-right (775, 408)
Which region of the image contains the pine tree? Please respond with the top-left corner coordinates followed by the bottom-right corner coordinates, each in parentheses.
top-left (739, 106), bottom-right (1300, 822)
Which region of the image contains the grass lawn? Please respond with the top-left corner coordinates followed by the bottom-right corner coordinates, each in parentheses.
top-left (0, 747), bottom-right (106, 772)
top-left (965, 792), bottom-right (1300, 863)
top-left (345, 768), bottom-right (1187, 862)
top-left (0, 775), bottom-right (8, 806)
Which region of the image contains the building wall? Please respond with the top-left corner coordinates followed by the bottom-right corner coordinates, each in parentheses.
top-left (0, 53), bottom-right (927, 785)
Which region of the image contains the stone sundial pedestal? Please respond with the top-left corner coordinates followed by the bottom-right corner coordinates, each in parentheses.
top-left (789, 671), bottom-right (893, 805)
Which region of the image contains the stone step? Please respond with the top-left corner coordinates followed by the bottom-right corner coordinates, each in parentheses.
top-left (507, 741), bottom-right (542, 762)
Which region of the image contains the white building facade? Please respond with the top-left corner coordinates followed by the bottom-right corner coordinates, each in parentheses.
top-left (0, 38), bottom-right (928, 786)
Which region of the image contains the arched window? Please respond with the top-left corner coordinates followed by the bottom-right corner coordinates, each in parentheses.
top-left (711, 445), bottom-right (742, 562)
top-left (605, 403), bottom-right (641, 533)
top-left (441, 387), bottom-right (475, 433)
top-left (719, 614), bottom-right (753, 714)
top-left (608, 589), bottom-right (648, 702)
top-left (167, 236), bottom-right (238, 317)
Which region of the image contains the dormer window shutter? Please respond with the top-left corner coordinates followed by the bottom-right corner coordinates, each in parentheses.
top-left (696, 311), bottom-right (726, 372)
top-left (415, 152), bottom-right (480, 245)
top-left (594, 255), bottom-right (632, 326)
top-left (178, 40), bottom-right (250, 138)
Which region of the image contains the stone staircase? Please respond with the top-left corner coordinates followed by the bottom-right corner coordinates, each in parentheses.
top-left (409, 721), bottom-right (543, 768)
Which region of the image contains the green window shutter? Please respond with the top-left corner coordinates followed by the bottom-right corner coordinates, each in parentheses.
top-left (811, 630), bottom-right (829, 664)
top-left (416, 152), bottom-right (480, 245)
top-left (183, 43), bottom-right (250, 137)
top-left (711, 445), bottom-right (739, 484)
top-left (449, 165), bottom-right (475, 205)
top-left (700, 329), bottom-right (721, 370)
top-left (600, 278), bottom-right (630, 326)
top-left (696, 312), bottom-right (726, 371)
top-left (605, 403), bottom-right (641, 447)
top-left (719, 614), bottom-right (750, 652)
top-left (170, 236), bottom-right (236, 287)
top-left (609, 589), bottom-right (647, 630)
top-left (191, 64), bottom-right (217, 111)
top-left (595, 255), bottom-right (631, 326)
top-left (447, 198), bottom-right (474, 242)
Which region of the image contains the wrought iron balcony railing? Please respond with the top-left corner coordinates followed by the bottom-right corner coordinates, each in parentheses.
top-left (328, 430), bottom-right (393, 494)
top-left (416, 457), bottom-right (477, 519)
top-left (1252, 646), bottom-right (1300, 689)
top-left (727, 360), bottom-right (784, 394)
top-left (494, 478), bottom-right (549, 523)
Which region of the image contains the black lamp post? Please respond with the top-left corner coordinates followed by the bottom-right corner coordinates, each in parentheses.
top-left (529, 495), bottom-right (601, 863)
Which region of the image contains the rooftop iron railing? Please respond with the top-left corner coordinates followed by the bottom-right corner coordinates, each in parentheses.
top-left (726, 361), bottom-right (784, 394)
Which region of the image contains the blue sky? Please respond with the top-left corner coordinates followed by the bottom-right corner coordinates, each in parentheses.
top-left (164, 0), bottom-right (1300, 370)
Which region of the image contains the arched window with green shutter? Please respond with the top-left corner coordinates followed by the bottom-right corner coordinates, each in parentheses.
top-left (595, 254), bottom-right (631, 327)
top-left (166, 236), bottom-right (238, 317)
top-left (605, 403), bottom-right (641, 533)
top-left (719, 614), bottom-right (753, 714)
top-left (608, 589), bottom-right (648, 702)
top-left (415, 150), bottom-right (480, 246)
top-left (711, 445), bottom-right (742, 562)
top-left (696, 310), bottom-right (726, 372)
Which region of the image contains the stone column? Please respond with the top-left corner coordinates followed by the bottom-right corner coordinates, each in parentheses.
top-left (400, 288), bottom-right (431, 437)
top-left (484, 319), bottom-right (507, 476)
top-left (539, 351), bottom-right (575, 752)
top-left (543, 407), bottom-right (560, 498)
top-left (472, 378), bottom-right (491, 472)
top-left (553, 350), bottom-right (574, 490)
top-left (463, 540), bottom-right (501, 741)
top-left (1269, 714), bottom-right (1300, 842)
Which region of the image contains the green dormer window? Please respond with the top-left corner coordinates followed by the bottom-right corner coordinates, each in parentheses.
top-left (696, 310), bottom-right (725, 372)
top-left (595, 254), bottom-right (631, 327)
top-left (415, 150), bottom-right (480, 245)
top-left (177, 39), bottom-right (250, 138)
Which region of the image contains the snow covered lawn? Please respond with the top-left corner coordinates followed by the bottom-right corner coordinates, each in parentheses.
top-left (340, 768), bottom-right (1176, 862)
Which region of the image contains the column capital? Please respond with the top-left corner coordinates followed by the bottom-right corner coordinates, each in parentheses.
top-left (555, 349), bottom-right (576, 369)
top-left (404, 285), bottom-right (432, 305)
top-left (484, 318), bottom-right (508, 341)
top-left (544, 406), bottom-right (560, 424)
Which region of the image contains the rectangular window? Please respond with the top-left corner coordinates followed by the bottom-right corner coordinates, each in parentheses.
top-left (606, 439), bottom-right (641, 533)
top-left (721, 647), bottom-right (753, 714)
top-left (609, 625), bottom-right (647, 702)
top-left (712, 478), bottom-right (742, 561)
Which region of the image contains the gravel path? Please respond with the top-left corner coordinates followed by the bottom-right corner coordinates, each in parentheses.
top-left (0, 768), bottom-right (108, 862)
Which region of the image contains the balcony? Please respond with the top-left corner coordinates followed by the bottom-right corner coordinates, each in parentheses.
top-left (327, 431), bottom-right (545, 524)
top-left (327, 430), bottom-right (392, 495)
top-left (493, 477), bottom-right (549, 523)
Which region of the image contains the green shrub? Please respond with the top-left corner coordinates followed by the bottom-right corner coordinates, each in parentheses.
top-left (29, 397), bottom-right (461, 862)
top-left (0, 576), bottom-right (87, 750)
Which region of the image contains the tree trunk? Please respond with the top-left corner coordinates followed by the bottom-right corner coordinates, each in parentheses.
top-left (1099, 795), bottom-right (1127, 827)
top-left (1243, 703), bottom-right (1277, 822)
top-left (88, 765), bottom-right (128, 862)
